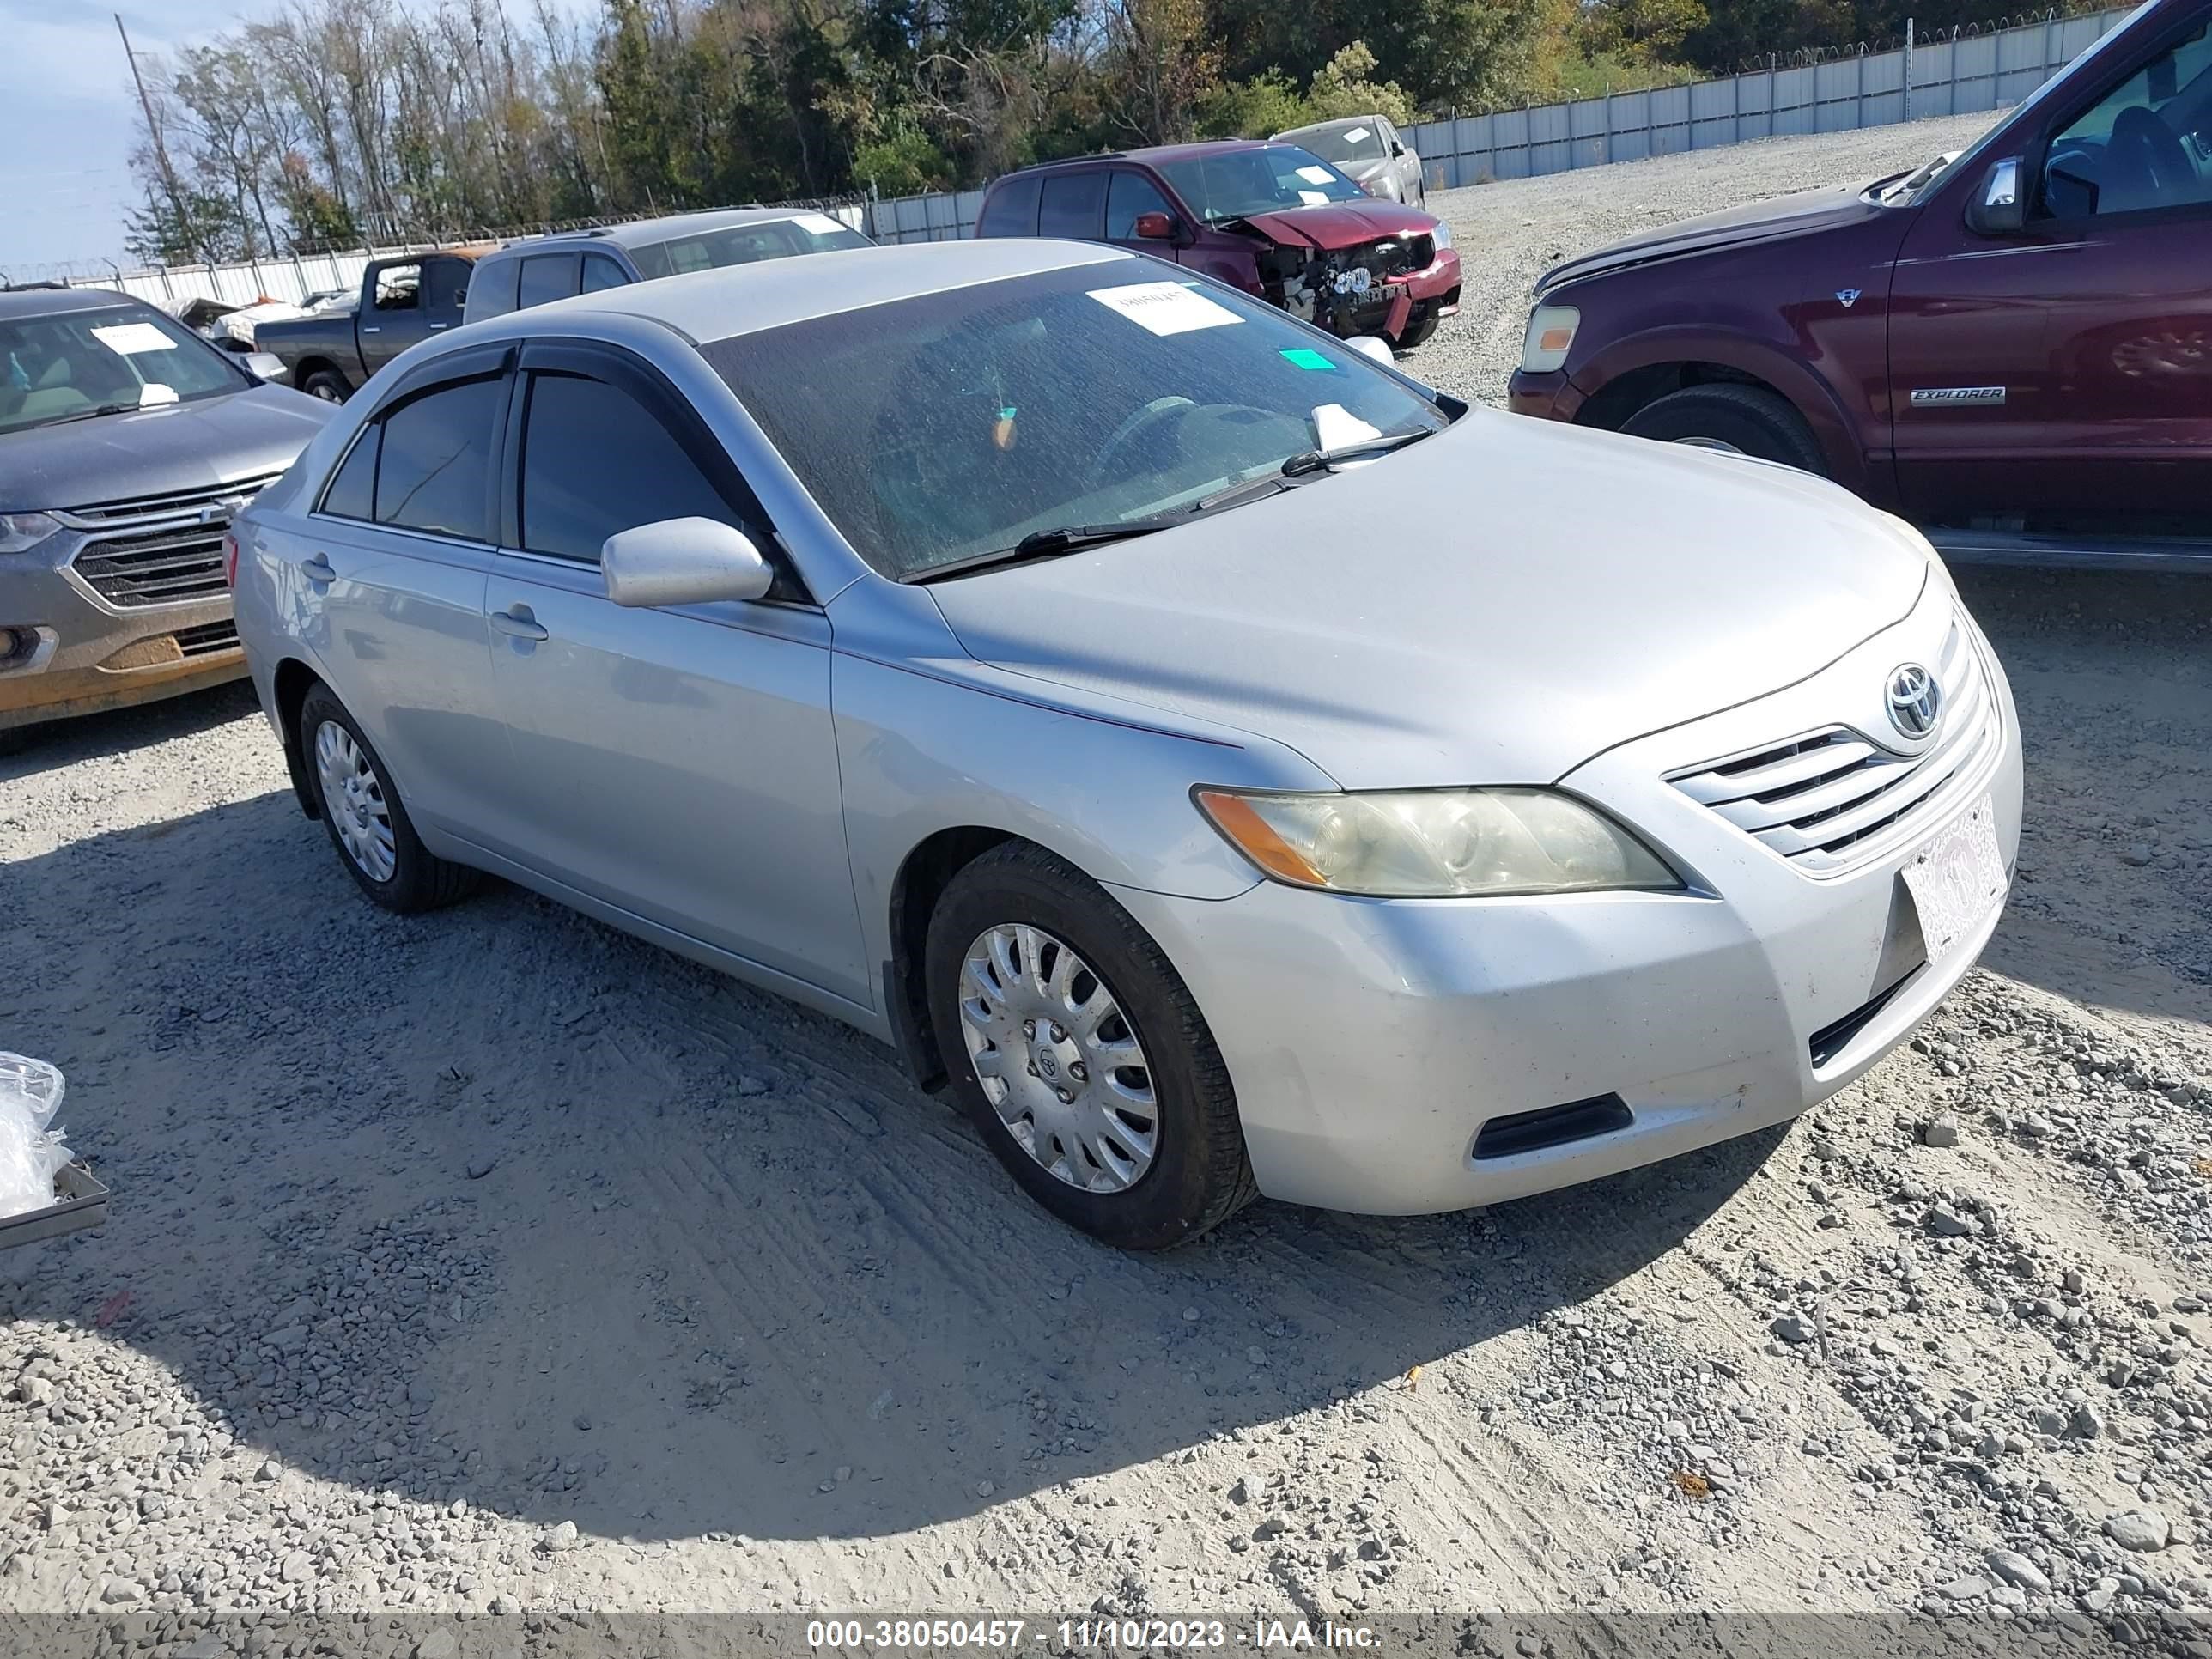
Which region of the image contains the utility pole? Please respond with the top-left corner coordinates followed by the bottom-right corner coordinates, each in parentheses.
top-left (116, 12), bottom-right (204, 264)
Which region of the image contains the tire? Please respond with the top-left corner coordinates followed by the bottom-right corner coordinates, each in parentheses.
top-left (1620, 384), bottom-right (1827, 474)
top-left (923, 842), bottom-right (1256, 1250)
top-left (1394, 306), bottom-right (1439, 351)
top-left (301, 369), bottom-right (349, 404)
top-left (298, 683), bottom-right (479, 913)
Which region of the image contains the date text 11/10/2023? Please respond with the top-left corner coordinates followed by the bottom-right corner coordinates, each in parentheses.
top-left (803, 1618), bottom-right (1381, 1650)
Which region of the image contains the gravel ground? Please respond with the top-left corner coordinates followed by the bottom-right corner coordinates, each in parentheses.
top-left (3, 113), bottom-right (2209, 1632)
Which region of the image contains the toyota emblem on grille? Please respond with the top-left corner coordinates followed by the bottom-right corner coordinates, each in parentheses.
top-left (1886, 663), bottom-right (1942, 740)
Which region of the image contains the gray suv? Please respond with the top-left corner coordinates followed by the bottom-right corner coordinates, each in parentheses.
top-left (1, 285), bottom-right (328, 739)
top-left (462, 208), bottom-right (875, 325)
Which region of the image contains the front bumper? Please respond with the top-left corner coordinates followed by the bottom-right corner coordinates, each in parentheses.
top-left (1506, 367), bottom-right (1583, 422)
top-left (1114, 582), bottom-right (2021, 1216)
top-left (0, 516), bottom-right (245, 732)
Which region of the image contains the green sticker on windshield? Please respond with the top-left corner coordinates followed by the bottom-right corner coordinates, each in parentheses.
top-left (1279, 348), bottom-right (1338, 372)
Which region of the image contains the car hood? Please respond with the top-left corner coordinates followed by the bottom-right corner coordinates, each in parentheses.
top-left (926, 411), bottom-right (1930, 787)
top-left (1233, 199), bottom-right (1440, 250)
top-left (1536, 185), bottom-right (1882, 295)
top-left (0, 383), bottom-right (331, 513)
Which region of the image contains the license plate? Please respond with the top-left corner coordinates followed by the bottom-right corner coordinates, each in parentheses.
top-left (1902, 793), bottom-right (2007, 963)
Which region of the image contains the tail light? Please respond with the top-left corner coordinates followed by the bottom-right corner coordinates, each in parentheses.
top-left (222, 531), bottom-right (240, 588)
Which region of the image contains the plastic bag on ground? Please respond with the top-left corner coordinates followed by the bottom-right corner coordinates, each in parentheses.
top-left (0, 1053), bottom-right (72, 1220)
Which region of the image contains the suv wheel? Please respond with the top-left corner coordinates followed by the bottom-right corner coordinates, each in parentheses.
top-left (301, 370), bottom-right (349, 404)
top-left (924, 842), bottom-right (1256, 1250)
top-left (1621, 384), bottom-right (1826, 474)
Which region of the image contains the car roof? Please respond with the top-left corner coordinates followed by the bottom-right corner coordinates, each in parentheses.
top-left (1274, 116), bottom-right (1388, 138)
top-left (483, 207), bottom-right (854, 260)
top-left (1001, 139), bottom-right (1280, 179)
top-left (0, 285), bottom-right (143, 322)
top-left (495, 237), bottom-right (1129, 343)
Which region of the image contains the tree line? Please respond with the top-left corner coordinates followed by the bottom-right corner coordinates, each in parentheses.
top-left (121, 0), bottom-right (2084, 264)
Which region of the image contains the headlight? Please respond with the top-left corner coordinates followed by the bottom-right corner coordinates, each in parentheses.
top-left (0, 512), bottom-right (59, 554)
top-left (1519, 304), bottom-right (1579, 374)
top-left (1194, 787), bottom-right (1681, 898)
top-left (1429, 222), bottom-right (1453, 251)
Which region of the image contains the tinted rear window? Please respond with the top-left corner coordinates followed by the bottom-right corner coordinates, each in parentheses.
top-left (1039, 172), bottom-right (1106, 238)
top-left (976, 175), bottom-right (1041, 237)
top-left (518, 252), bottom-right (581, 311)
top-left (374, 375), bottom-right (502, 542)
top-left (467, 258), bottom-right (522, 319)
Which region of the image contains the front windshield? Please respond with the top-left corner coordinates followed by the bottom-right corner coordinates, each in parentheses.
top-left (1290, 124), bottom-right (1387, 167)
top-left (702, 260), bottom-right (1452, 580)
top-left (0, 305), bottom-right (247, 434)
top-left (631, 216), bottom-right (873, 278)
top-left (1157, 145), bottom-right (1368, 224)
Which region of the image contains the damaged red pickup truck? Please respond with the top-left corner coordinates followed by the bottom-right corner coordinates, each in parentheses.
top-left (976, 141), bottom-right (1463, 350)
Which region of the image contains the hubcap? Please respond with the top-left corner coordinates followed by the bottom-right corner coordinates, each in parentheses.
top-left (957, 923), bottom-right (1158, 1193)
top-left (1674, 435), bottom-right (1745, 455)
top-left (310, 383), bottom-right (340, 402)
top-left (313, 719), bottom-right (397, 883)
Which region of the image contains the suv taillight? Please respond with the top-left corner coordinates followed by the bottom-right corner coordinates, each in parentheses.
top-left (222, 531), bottom-right (240, 588)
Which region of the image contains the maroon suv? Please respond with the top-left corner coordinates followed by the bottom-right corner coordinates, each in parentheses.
top-left (1509, 0), bottom-right (2212, 569)
top-left (975, 141), bottom-right (1464, 349)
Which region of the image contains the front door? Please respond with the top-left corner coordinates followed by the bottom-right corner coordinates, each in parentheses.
top-left (480, 342), bottom-right (867, 1004)
top-left (1890, 9), bottom-right (2212, 532)
top-left (1105, 168), bottom-right (1185, 261)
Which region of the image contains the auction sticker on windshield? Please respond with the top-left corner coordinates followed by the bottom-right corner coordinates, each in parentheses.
top-left (1088, 282), bottom-right (1243, 337)
top-left (91, 323), bottom-right (179, 356)
top-left (1902, 794), bottom-right (2006, 963)
top-left (1295, 166), bottom-right (1335, 185)
top-left (793, 212), bottom-right (846, 234)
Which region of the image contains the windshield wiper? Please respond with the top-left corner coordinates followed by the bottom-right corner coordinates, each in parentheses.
top-left (1279, 427), bottom-right (1437, 477)
top-left (908, 518), bottom-right (1179, 583)
top-left (32, 401), bottom-right (143, 429)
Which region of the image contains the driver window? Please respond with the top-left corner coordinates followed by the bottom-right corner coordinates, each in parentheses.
top-left (2042, 21), bottom-right (2212, 216)
top-left (373, 264), bottom-right (422, 311)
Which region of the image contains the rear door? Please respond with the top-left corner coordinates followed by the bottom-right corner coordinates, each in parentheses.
top-left (516, 252), bottom-right (583, 313)
top-left (480, 339), bottom-right (866, 1001)
top-left (1038, 169), bottom-right (1108, 245)
top-left (296, 345), bottom-right (512, 836)
top-left (358, 260), bottom-right (433, 378)
top-left (1891, 9), bottom-right (2212, 532)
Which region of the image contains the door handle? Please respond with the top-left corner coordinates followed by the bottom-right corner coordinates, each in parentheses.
top-left (490, 605), bottom-right (549, 642)
top-left (361, 325), bottom-right (380, 334)
top-left (428, 322), bottom-right (448, 330)
top-left (301, 553), bottom-right (336, 583)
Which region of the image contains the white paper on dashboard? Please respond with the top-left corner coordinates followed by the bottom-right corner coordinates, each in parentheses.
top-left (1311, 403), bottom-right (1382, 449)
top-left (137, 383), bottom-right (179, 407)
top-left (793, 212), bottom-right (845, 234)
top-left (1342, 127), bottom-right (1371, 143)
top-left (1295, 166), bottom-right (1334, 185)
top-left (1298, 191), bottom-right (1328, 204)
top-left (91, 322), bottom-right (179, 356)
top-left (1086, 281), bottom-right (1243, 337)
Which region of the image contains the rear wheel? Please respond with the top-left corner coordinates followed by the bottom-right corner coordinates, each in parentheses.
top-left (301, 369), bottom-right (349, 404)
top-left (1620, 384), bottom-right (1826, 474)
top-left (924, 842), bottom-right (1255, 1249)
top-left (299, 684), bottom-right (478, 913)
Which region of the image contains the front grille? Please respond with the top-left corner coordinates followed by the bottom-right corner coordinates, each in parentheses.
top-left (1349, 235), bottom-right (1429, 279)
top-left (71, 524), bottom-right (228, 608)
top-left (63, 472), bottom-right (282, 524)
top-left (1668, 617), bottom-right (2000, 875)
top-left (173, 620), bottom-right (240, 658)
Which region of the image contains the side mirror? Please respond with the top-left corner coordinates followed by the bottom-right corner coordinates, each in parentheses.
top-left (244, 350), bottom-right (289, 381)
top-left (1390, 141), bottom-right (1407, 158)
top-left (1345, 335), bottom-right (1395, 367)
top-left (602, 517), bottom-right (774, 607)
top-left (1132, 210), bottom-right (1178, 242)
top-left (1965, 155), bottom-right (2026, 235)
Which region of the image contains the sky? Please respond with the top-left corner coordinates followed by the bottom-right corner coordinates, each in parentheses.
top-left (0, 0), bottom-right (592, 278)
top-left (0, 0), bottom-right (191, 276)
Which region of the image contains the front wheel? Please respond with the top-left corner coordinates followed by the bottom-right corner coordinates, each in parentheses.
top-left (301, 369), bottom-right (349, 404)
top-left (924, 842), bottom-right (1255, 1249)
top-left (1620, 384), bottom-right (1827, 474)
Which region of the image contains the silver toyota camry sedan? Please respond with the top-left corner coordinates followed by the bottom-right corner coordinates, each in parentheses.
top-left (232, 238), bottom-right (2021, 1249)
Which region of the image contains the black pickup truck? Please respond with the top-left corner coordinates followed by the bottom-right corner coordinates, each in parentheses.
top-left (256, 246), bottom-right (493, 403)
